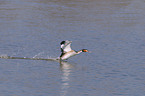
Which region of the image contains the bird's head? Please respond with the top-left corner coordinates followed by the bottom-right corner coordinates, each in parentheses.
top-left (82, 49), bottom-right (89, 52)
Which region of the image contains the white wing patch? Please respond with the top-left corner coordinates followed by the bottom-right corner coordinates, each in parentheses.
top-left (61, 40), bottom-right (72, 53)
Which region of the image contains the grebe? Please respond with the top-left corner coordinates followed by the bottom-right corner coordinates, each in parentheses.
top-left (60, 40), bottom-right (89, 60)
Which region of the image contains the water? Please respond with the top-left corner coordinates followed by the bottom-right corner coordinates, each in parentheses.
top-left (0, 0), bottom-right (145, 96)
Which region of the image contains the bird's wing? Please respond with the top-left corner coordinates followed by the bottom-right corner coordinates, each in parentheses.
top-left (61, 40), bottom-right (72, 53)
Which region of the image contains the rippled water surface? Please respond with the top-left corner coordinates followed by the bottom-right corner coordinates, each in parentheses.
top-left (0, 0), bottom-right (145, 96)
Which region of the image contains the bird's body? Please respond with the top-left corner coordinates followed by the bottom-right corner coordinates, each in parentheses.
top-left (60, 50), bottom-right (77, 60)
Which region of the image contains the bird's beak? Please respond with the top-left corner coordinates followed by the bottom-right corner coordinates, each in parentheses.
top-left (86, 50), bottom-right (91, 53)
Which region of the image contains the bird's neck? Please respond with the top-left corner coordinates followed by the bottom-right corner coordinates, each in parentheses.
top-left (76, 50), bottom-right (82, 54)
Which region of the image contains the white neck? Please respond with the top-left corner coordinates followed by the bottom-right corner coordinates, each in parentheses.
top-left (76, 50), bottom-right (82, 54)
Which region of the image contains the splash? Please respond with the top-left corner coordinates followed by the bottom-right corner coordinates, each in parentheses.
top-left (32, 52), bottom-right (58, 60)
top-left (33, 52), bottom-right (45, 58)
top-left (0, 52), bottom-right (59, 61)
top-left (0, 54), bottom-right (10, 59)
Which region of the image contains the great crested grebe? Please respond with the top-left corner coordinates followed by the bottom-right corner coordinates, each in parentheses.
top-left (59, 40), bottom-right (89, 60)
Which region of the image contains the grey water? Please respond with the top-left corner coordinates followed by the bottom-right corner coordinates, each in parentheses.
top-left (0, 0), bottom-right (145, 96)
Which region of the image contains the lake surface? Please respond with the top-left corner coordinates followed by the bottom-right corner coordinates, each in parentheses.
top-left (0, 0), bottom-right (145, 96)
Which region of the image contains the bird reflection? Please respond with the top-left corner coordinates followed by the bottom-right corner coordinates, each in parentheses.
top-left (59, 61), bottom-right (75, 96)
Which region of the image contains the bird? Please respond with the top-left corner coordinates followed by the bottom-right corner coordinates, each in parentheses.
top-left (59, 40), bottom-right (89, 60)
